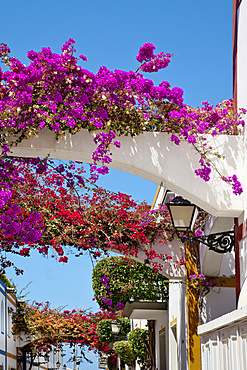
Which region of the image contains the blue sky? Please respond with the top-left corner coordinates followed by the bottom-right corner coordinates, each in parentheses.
top-left (1, 0), bottom-right (233, 368)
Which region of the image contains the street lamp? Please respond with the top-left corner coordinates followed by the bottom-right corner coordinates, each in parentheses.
top-left (165, 192), bottom-right (235, 254)
top-left (110, 320), bottom-right (128, 341)
top-left (110, 321), bottom-right (121, 335)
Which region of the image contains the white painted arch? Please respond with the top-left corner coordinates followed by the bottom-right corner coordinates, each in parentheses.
top-left (121, 240), bottom-right (186, 280)
top-left (9, 128), bottom-right (244, 217)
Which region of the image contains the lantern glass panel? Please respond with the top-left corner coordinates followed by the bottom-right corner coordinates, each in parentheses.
top-left (168, 204), bottom-right (198, 232)
top-left (111, 322), bottom-right (121, 334)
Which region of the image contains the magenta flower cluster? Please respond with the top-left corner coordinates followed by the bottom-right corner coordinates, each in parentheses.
top-left (0, 39), bottom-right (244, 194)
top-left (98, 275), bottom-right (124, 311)
top-left (136, 43), bottom-right (172, 73)
top-left (0, 154), bottom-right (89, 273)
top-left (0, 39), bottom-right (244, 275)
top-left (189, 273), bottom-right (218, 288)
top-left (0, 155), bottom-right (44, 254)
top-left (0, 206), bottom-right (41, 243)
top-left (222, 174), bottom-right (243, 195)
top-left (0, 39), bottom-right (181, 182)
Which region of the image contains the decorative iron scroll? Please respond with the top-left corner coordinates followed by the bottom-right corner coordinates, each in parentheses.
top-left (191, 231), bottom-right (235, 254)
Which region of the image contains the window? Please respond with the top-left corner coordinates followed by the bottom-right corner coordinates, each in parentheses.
top-left (159, 328), bottom-right (166, 370)
top-left (170, 324), bottom-right (178, 370)
top-left (7, 312), bottom-right (11, 337)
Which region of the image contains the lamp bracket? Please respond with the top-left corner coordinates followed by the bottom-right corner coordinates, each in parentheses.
top-left (190, 230), bottom-right (235, 254)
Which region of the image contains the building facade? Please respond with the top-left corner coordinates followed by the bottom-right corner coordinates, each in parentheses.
top-left (0, 279), bottom-right (62, 370)
top-left (197, 1), bottom-right (247, 369)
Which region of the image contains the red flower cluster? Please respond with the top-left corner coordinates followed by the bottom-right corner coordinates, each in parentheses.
top-left (0, 158), bottom-right (173, 273)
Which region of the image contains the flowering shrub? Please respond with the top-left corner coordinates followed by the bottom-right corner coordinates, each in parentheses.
top-left (106, 353), bottom-right (118, 370)
top-left (92, 256), bottom-right (169, 311)
top-left (128, 328), bottom-right (149, 369)
top-left (113, 341), bottom-right (135, 368)
top-left (0, 154), bottom-right (205, 274)
top-left (12, 301), bottom-right (120, 360)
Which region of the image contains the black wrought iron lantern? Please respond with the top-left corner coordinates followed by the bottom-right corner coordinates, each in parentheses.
top-left (165, 191), bottom-right (235, 254)
top-left (166, 196), bottom-right (199, 233)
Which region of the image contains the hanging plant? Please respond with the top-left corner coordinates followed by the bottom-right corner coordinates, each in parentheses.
top-left (92, 256), bottom-right (169, 311)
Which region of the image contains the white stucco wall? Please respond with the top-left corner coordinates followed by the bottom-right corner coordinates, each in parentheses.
top-left (237, 0), bottom-right (247, 113)
top-left (239, 238), bottom-right (247, 288)
top-left (238, 0), bottom-right (247, 227)
top-left (200, 287), bottom-right (236, 325)
top-left (0, 281), bottom-right (18, 370)
top-left (130, 240), bottom-right (185, 280)
top-left (198, 3), bottom-right (247, 364)
top-left (198, 306), bottom-right (247, 370)
top-left (238, 0), bottom-right (247, 224)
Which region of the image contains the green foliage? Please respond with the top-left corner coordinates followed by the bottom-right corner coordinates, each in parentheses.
top-left (96, 318), bottom-right (130, 343)
top-left (113, 341), bottom-right (135, 367)
top-left (0, 274), bottom-right (13, 288)
top-left (92, 256), bottom-right (169, 310)
top-left (128, 328), bottom-right (149, 367)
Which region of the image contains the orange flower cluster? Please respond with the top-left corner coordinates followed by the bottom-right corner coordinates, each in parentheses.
top-left (12, 301), bottom-right (119, 355)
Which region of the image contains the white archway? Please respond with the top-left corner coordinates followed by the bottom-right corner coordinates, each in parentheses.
top-left (10, 129), bottom-right (244, 217)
